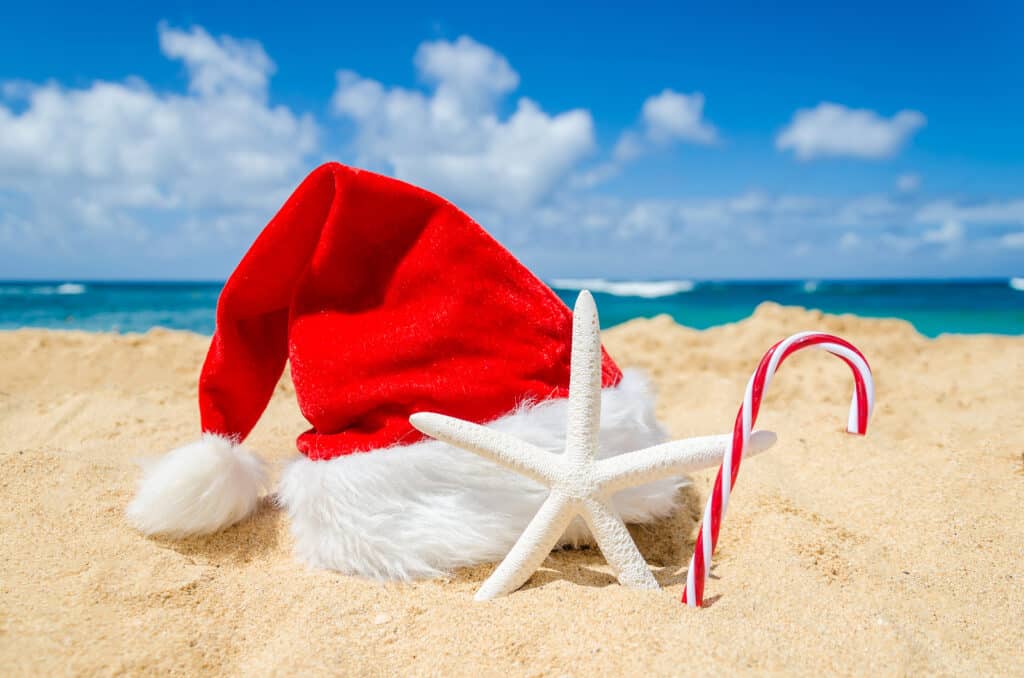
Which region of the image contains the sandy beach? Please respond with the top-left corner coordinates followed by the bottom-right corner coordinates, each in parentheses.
top-left (1, 303), bottom-right (1021, 676)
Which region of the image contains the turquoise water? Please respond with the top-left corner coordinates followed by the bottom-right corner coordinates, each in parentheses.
top-left (1, 279), bottom-right (1022, 337)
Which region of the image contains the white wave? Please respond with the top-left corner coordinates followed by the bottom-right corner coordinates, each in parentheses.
top-left (0, 283), bottom-right (87, 295)
top-left (550, 278), bottom-right (696, 299)
top-left (56, 283), bottom-right (86, 295)
top-left (802, 280), bottom-right (819, 293)
top-left (1010, 277), bottom-right (1024, 292)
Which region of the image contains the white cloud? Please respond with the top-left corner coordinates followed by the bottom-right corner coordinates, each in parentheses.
top-left (413, 35), bottom-right (519, 113)
top-left (569, 161), bottom-right (622, 189)
top-left (640, 90), bottom-right (717, 145)
top-left (1000, 232), bottom-right (1024, 249)
top-left (157, 23), bottom-right (274, 98)
top-left (1, 26), bottom-right (1020, 280)
top-left (834, 194), bottom-right (902, 226)
top-left (610, 132), bottom-right (645, 163)
top-left (503, 191), bottom-right (827, 250)
top-left (487, 190), bottom-right (961, 278)
top-left (915, 199), bottom-right (1024, 225)
top-left (494, 187), bottom-right (1024, 277)
top-left (331, 35), bottom-right (594, 212)
top-left (577, 89), bottom-right (717, 187)
top-left (776, 102), bottom-right (925, 159)
top-left (921, 219), bottom-right (964, 244)
top-left (896, 173), bottom-right (921, 192)
top-left (0, 24), bottom-right (318, 261)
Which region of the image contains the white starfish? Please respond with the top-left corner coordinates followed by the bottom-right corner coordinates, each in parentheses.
top-left (410, 290), bottom-right (777, 600)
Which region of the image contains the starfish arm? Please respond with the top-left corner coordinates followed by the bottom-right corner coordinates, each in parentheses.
top-left (475, 493), bottom-right (578, 600)
top-left (565, 291), bottom-right (603, 464)
top-left (409, 412), bottom-right (559, 485)
top-left (595, 430), bottom-right (778, 495)
top-left (581, 498), bottom-right (659, 590)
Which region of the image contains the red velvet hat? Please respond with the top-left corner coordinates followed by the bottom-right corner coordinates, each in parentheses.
top-left (198, 162), bottom-right (624, 460)
top-left (127, 162), bottom-right (678, 580)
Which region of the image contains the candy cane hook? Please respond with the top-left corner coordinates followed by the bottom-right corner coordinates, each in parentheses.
top-left (682, 331), bottom-right (874, 607)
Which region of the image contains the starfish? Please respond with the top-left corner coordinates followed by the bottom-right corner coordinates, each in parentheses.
top-left (410, 290), bottom-right (777, 600)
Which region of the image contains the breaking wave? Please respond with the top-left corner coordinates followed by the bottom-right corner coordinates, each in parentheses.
top-left (0, 283), bottom-right (87, 296)
top-left (1010, 277), bottom-right (1024, 292)
top-left (550, 278), bottom-right (696, 298)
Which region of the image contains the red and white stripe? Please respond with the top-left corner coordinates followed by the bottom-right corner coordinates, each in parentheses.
top-left (682, 331), bottom-right (874, 608)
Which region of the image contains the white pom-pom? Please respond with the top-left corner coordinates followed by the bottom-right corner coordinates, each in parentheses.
top-left (126, 433), bottom-right (267, 537)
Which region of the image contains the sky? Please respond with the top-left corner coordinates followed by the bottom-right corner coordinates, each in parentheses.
top-left (1, 1), bottom-right (1022, 280)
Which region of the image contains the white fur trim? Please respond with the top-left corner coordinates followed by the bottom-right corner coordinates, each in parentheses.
top-left (276, 369), bottom-right (679, 581)
top-left (127, 434), bottom-right (267, 537)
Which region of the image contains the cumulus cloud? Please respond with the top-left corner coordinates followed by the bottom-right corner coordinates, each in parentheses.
top-left (921, 219), bottom-right (964, 245)
top-left (486, 191), bottom-right (885, 277)
top-left (413, 35), bottom-right (519, 112)
top-left (914, 199), bottom-right (1024, 254)
top-left (490, 189), bottom-right (948, 267)
top-left (0, 23), bottom-right (318, 267)
top-left (504, 191), bottom-right (848, 254)
top-left (1, 25), bottom-right (1020, 280)
top-left (494, 185), bottom-right (1024, 278)
top-left (158, 23), bottom-right (274, 98)
top-left (640, 90), bottom-right (717, 145)
top-left (575, 89), bottom-right (717, 188)
top-left (610, 90), bottom-right (717, 163)
top-left (331, 35), bottom-right (594, 211)
top-left (915, 199), bottom-right (1024, 226)
top-left (776, 102), bottom-right (925, 160)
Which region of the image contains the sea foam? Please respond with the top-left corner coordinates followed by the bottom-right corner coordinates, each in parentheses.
top-left (0, 283), bottom-right (87, 296)
top-left (550, 278), bottom-right (695, 299)
top-left (56, 283), bottom-right (86, 295)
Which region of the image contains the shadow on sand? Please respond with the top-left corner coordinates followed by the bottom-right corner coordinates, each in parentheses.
top-left (517, 483), bottom-right (705, 593)
top-left (151, 496), bottom-right (283, 565)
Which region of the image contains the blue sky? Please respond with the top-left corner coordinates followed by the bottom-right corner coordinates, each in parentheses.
top-left (1, 1), bottom-right (1021, 280)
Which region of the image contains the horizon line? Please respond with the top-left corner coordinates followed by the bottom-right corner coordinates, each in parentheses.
top-left (2, 276), bottom-right (1022, 285)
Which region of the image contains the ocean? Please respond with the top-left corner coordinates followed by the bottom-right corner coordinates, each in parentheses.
top-left (1, 279), bottom-right (1023, 337)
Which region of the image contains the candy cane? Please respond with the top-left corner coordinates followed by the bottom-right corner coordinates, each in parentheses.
top-left (682, 331), bottom-right (874, 607)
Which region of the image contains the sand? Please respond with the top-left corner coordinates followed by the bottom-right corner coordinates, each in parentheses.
top-left (1, 303), bottom-right (1021, 676)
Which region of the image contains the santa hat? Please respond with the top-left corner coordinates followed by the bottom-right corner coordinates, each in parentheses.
top-left (127, 162), bottom-right (678, 580)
